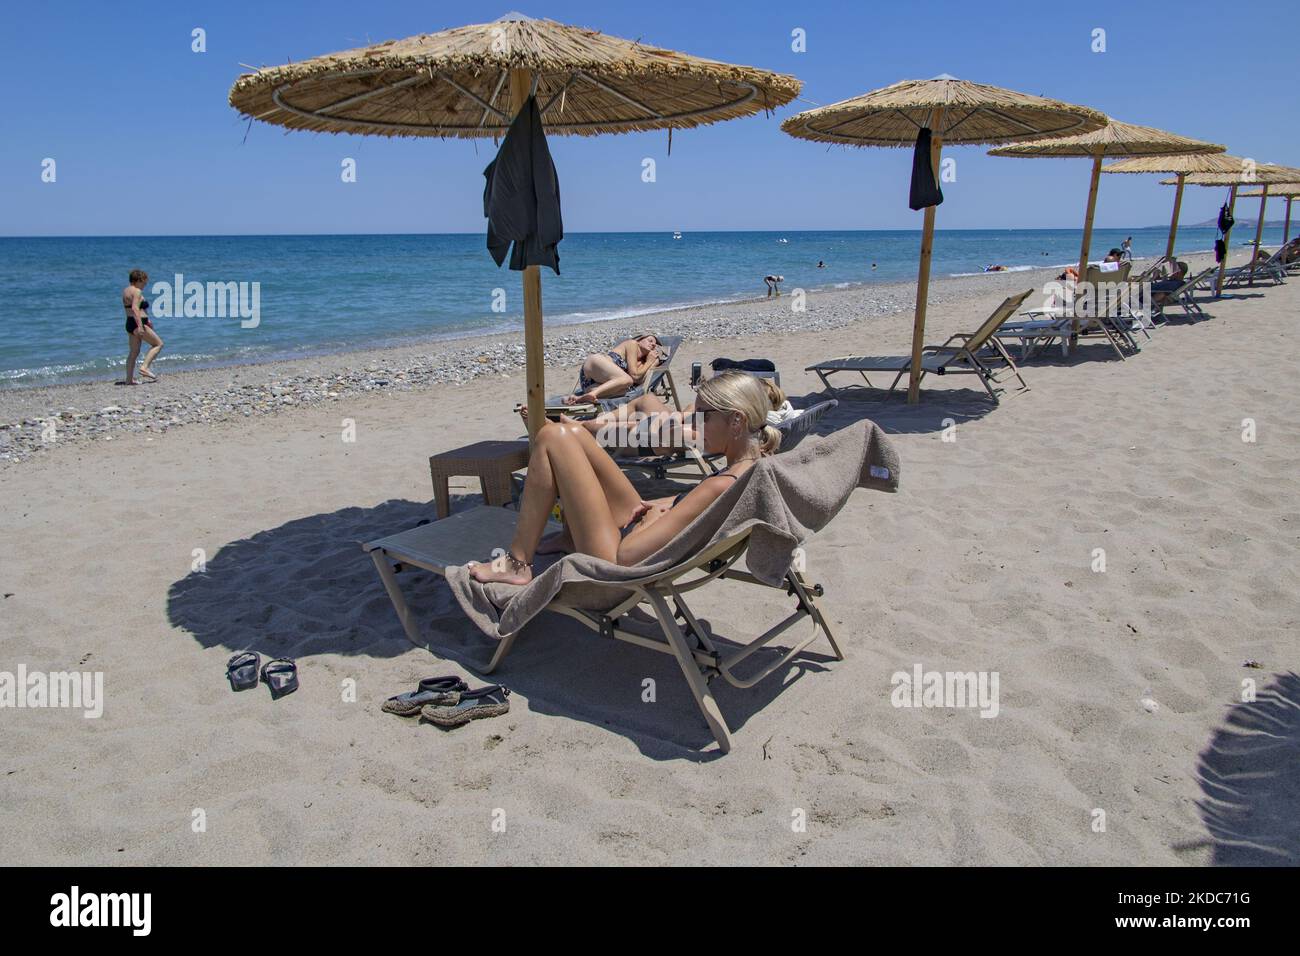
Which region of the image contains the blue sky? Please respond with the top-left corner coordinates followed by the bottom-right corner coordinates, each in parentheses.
top-left (1, 0), bottom-right (1294, 236)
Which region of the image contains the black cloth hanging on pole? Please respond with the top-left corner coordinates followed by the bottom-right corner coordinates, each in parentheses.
top-left (482, 95), bottom-right (563, 274)
top-left (908, 127), bottom-right (944, 210)
top-left (1217, 202), bottom-right (1235, 235)
top-left (1214, 201), bottom-right (1234, 263)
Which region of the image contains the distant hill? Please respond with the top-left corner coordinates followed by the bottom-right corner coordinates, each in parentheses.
top-left (1181, 218), bottom-right (1290, 229)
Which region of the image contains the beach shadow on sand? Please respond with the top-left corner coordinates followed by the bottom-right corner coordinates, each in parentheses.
top-left (791, 386), bottom-right (998, 435)
top-left (1180, 671), bottom-right (1300, 865)
top-left (166, 495), bottom-right (833, 760)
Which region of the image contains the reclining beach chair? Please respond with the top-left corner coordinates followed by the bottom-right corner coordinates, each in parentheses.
top-left (547, 334), bottom-right (685, 412)
top-left (997, 267), bottom-right (1139, 361)
top-left (362, 420), bottom-right (900, 754)
top-left (1150, 266), bottom-right (1216, 322)
top-left (1132, 256), bottom-right (1174, 282)
top-left (1221, 248), bottom-right (1288, 288)
top-left (806, 289), bottom-right (1033, 403)
top-left (617, 398), bottom-right (840, 481)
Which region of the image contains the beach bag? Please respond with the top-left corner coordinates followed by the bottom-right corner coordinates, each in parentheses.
top-left (1215, 238), bottom-right (1227, 263)
top-left (1217, 202), bottom-right (1235, 234)
top-left (711, 358), bottom-right (776, 373)
top-left (908, 128), bottom-right (944, 210)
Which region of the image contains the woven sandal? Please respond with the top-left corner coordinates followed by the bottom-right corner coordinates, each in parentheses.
top-left (382, 675), bottom-right (469, 716)
top-left (420, 685), bottom-right (511, 728)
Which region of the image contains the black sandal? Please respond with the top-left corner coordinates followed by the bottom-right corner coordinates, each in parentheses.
top-left (260, 658), bottom-right (299, 700)
top-left (226, 652), bottom-right (260, 692)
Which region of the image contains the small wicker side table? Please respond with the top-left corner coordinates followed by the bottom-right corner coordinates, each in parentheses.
top-left (428, 440), bottom-right (530, 519)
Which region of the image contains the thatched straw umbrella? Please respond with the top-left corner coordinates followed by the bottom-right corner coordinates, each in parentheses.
top-left (1157, 164), bottom-right (1300, 292)
top-left (229, 14), bottom-right (800, 433)
top-left (1101, 152), bottom-right (1252, 260)
top-left (781, 76), bottom-right (1106, 403)
top-left (1239, 183), bottom-right (1300, 244)
top-left (988, 120), bottom-right (1223, 281)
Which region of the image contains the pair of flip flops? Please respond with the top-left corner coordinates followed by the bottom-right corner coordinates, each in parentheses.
top-left (226, 652), bottom-right (298, 699)
top-left (383, 675), bottom-right (511, 728)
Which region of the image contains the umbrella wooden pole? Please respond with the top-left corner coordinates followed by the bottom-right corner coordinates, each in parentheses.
top-left (1285, 197), bottom-right (1293, 244)
top-left (1165, 173), bottom-right (1185, 260)
top-left (1077, 153), bottom-right (1103, 279)
top-left (1214, 184), bottom-right (1238, 298)
top-left (907, 109), bottom-right (944, 404)
top-left (1248, 185), bottom-right (1269, 287)
top-left (510, 68), bottom-right (545, 439)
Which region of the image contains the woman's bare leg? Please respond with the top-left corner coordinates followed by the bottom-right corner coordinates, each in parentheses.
top-left (137, 327), bottom-right (163, 377)
top-left (124, 334), bottom-right (141, 384)
top-left (577, 353), bottom-right (634, 400)
top-left (470, 423), bottom-right (639, 582)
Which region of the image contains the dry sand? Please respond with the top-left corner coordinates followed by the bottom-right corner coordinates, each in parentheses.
top-left (2, 257), bottom-right (1297, 865)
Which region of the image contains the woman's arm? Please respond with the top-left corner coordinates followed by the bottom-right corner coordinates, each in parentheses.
top-left (625, 340), bottom-right (661, 382)
top-left (127, 290), bottom-right (144, 329)
top-left (620, 340), bottom-right (647, 379)
top-left (615, 476), bottom-right (730, 565)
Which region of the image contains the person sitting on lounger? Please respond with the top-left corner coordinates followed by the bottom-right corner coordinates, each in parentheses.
top-left (1282, 237), bottom-right (1300, 264)
top-left (467, 372), bottom-right (781, 584)
top-left (564, 333), bottom-right (664, 405)
top-left (1149, 260), bottom-right (1190, 307)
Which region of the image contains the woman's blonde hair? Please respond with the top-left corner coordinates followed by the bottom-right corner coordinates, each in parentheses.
top-left (696, 371), bottom-right (781, 456)
top-left (758, 376), bottom-right (786, 411)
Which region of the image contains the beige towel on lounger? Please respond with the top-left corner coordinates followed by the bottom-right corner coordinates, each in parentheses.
top-left (445, 419), bottom-right (900, 639)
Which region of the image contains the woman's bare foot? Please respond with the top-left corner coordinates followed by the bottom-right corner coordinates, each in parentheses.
top-left (535, 528), bottom-right (573, 554)
top-left (467, 551), bottom-right (533, 585)
top-left (138, 368), bottom-right (157, 380)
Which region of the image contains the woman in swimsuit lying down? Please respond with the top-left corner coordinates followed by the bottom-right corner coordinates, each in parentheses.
top-left (468, 372), bottom-right (781, 585)
top-left (564, 333), bottom-right (664, 405)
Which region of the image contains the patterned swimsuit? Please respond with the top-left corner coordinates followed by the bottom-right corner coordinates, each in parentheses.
top-left (576, 350), bottom-right (629, 395)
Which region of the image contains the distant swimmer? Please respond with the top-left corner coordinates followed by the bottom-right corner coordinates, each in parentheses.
top-left (817, 260), bottom-right (826, 269)
top-left (764, 274), bottom-right (784, 297)
top-left (871, 262), bottom-right (877, 270)
top-left (984, 264), bottom-right (1008, 272)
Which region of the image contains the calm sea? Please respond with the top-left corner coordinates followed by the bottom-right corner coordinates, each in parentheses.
top-left (1, 225), bottom-right (1285, 388)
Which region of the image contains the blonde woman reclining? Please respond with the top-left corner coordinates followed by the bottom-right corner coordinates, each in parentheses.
top-left (468, 372), bottom-right (781, 584)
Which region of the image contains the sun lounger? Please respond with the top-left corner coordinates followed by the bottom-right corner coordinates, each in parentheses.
top-left (362, 420), bottom-right (900, 754)
top-left (806, 289), bottom-right (1033, 403)
top-left (1131, 255), bottom-right (1174, 283)
top-left (1221, 248), bottom-right (1288, 287)
top-left (1150, 267), bottom-right (1215, 322)
top-left (997, 266), bottom-right (1140, 360)
top-left (547, 334), bottom-right (685, 412)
